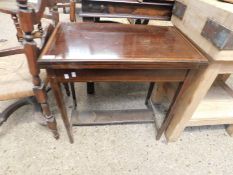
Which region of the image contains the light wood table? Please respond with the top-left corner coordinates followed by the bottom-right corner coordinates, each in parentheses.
top-left (162, 60), bottom-right (233, 141)
top-left (161, 0), bottom-right (233, 141)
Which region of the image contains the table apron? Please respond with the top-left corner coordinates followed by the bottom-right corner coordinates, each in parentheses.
top-left (47, 69), bottom-right (188, 83)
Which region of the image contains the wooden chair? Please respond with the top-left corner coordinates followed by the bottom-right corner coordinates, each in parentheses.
top-left (0, 1), bottom-right (62, 139)
top-left (0, 1), bottom-right (49, 59)
top-left (0, 0), bottom-right (79, 126)
top-left (0, 1), bottom-right (25, 57)
top-left (0, 1), bottom-right (44, 125)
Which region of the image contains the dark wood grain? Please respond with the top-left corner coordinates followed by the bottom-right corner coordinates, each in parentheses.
top-left (39, 22), bottom-right (207, 69)
top-left (34, 0), bottom-right (208, 142)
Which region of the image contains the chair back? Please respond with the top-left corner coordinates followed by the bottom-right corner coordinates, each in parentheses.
top-left (17, 0), bottom-right (58, 86)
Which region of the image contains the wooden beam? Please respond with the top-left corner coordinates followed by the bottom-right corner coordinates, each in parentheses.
top-left (71, 109), bottom-right (154, 125)
top-left (165, 63), bottom-right (220, 141)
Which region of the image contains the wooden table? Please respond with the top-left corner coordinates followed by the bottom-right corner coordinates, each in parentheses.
top-left (38, 22), bottom-right (207, 143)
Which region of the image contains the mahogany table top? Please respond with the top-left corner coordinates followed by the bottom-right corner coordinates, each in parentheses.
top-left (39, 22), bottom-right (207, 69)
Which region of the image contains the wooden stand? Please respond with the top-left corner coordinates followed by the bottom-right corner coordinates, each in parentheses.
top-left (188, 81), bottom-right (233, 126)
top-left (161, 61), bottom-right (233, 141)
top-left (157, 0), bottom-right (233, 141)
top-left (157, 80), bottom-right (233, 126)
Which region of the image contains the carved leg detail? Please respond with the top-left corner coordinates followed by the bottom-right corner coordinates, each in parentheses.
top-left (11, 14), bottom-right (23, 42)
top-left (17, 1), bottom-right (60, 140)
top-left (41, 103), bottom-right (59, 139)
top-left (33, 83), bottom-right (59, 140)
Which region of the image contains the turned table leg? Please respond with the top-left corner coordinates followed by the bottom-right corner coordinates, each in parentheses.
top-left (17, 0), bottom-right (59, 140)
top-left (50, 79), bottom-right (74, 143)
